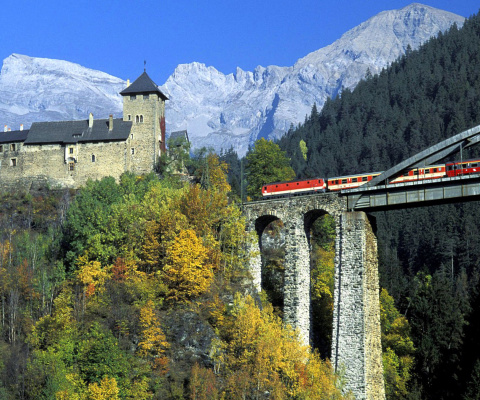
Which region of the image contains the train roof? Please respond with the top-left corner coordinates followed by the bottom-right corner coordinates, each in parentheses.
top-left (263, 177), bottom-right (325, 186)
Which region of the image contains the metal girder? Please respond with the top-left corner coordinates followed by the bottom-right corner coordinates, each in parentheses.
top-left (366, 124), bottom-right (480, 188)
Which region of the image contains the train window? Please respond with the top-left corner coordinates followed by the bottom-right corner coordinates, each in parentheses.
top-left (425, 169), bottom-right (430, 174)
top-left (352, 178), bottom-right (357, 182)
top-left (414, 170), bottom-right (418, 175)
top-left (472, 163), bottom-right (477, 167)
top-left (362, 176), bottom-right (368, 182)
top-left (342, 179), bottom-right (347, 184)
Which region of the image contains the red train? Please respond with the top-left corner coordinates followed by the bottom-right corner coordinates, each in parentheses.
top-left (262, 159), bottom-right (480, 197)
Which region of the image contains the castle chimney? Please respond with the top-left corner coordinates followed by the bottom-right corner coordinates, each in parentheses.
top-left (8, 128), bottom-right (11, 132)
top-left (127, 79), bottom-right (130, 87)
top-left (89, 113), bottom-right (94, 128)
top-left (109, 115), bottom-right (113, 131)
top-left (20, 124), bottom-right (23, 131)
top-left (4, 125), bottom-right (7, 132)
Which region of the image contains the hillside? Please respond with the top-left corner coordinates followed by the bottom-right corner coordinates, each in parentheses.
top-left (278, 11), bottom-right (480, 399)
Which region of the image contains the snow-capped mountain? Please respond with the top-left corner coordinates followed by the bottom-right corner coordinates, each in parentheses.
top-left (0, 3), bottom-right (465, 155)
top-left (0, 54), bottom-right (125, 130)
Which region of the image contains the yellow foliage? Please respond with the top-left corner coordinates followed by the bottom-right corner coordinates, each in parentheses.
top-left (75, 254), bottom-right (108, 298)
top-left (87, 376), bottom-right (120, 400)
top-left (311, 246), bottom-right (335, 302)
top-left (137, 300), bottom-right (169, 364)
top-left (218, 294), bottom-right (346, 399)
top-left (205, 153), bottom-right (231, 194)
top-left (163, 229), bottom-right (214, 301)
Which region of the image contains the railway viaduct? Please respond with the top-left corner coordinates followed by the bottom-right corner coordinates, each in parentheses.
top-left (242, 124), bottom-right (480, 400)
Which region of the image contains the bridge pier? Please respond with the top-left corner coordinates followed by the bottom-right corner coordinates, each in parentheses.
top-left (332, 211), bottom-right (385, 400)
top-left (283, 217), bottom-right (310, 345)
top-left (243, 196), bottom-right (386, 399)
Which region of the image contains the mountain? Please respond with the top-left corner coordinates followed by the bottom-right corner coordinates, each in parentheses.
top-left (0, 4), bottom-right (465, 155)
top-left (0, 54), bottom-right (124, 130)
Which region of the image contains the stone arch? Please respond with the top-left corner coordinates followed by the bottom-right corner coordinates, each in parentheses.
top-left (245, 213), bottom-right (282, 293)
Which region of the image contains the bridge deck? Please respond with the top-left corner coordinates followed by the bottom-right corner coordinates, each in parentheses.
top-left (343, 173), bottom-right (480, 210)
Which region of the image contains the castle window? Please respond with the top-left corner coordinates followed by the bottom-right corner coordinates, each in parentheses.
top-left (69, 162), bottom-right (75, 171)
top-left (10, 158), bottom-right (16, 167)
top-left (130, 95), bottom-right (136, 100)
top-left (128, 114), bottom-right (131, 121)
top-left (131, 148), bottom-right (135, 155)
top-left (10, 143), bottom-right (16, 151)
top-left (130, 134), bottom-right (133, 140)
top-left (69, 147), bottom-right (74, 154)
top-left (136, 115), bottom-right (139, 123)
top-left (140, 115), bottom-right (144, 123)
top-left (91, 154), bottom-right (96, 163)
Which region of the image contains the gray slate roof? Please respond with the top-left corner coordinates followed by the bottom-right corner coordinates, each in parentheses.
top-left (24, 118), bottom-right (132, 145)
top-left (169, 130), bottom-right (189, 143)
top-left (120, 71), bottom-right (168, 100)
top-left (0, 129), bottom-right (29, 144)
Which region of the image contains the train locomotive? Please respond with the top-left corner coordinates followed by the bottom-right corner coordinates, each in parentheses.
top-left (262, 158), bottom-right (480, 198)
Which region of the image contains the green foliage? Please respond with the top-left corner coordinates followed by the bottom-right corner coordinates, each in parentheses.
top-left (380, 289), bottom-right (415, 399)
top-left (77, 322), bottom-right (129, 386)
top-left (245, 138), bottom-right (296, 199)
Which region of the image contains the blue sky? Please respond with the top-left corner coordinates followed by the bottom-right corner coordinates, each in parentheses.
top-left (1, 1), bottom-right (478, 85)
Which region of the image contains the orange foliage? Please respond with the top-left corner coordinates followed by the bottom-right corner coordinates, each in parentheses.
top-left (111, 258), bottom-right (128, 282)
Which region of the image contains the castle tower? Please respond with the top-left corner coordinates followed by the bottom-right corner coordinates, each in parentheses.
top-left (120, 71), bottom-right (168, 173)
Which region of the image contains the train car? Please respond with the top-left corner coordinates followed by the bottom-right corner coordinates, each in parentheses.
top-left (262, 178), bottom-right (326, 197)
top-left (389, 165), bottom-right (446, 184)
top-left (446, 158), bottom-right (480, 177)
top-left (327, 172), bottom-right (381, 191)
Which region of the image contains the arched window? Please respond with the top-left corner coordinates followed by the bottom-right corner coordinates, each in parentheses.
top-left (140, 115), bottom-right (144, 123)
top-left (136, 115), bottom-right (139, 123)
top-left (91, 154), bottom-right (96, 163)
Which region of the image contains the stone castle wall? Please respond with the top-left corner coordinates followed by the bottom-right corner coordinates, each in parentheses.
top-left (123, 93), bottom-right (165, 174)
top-left (0, 92), bottom-right (165, 190)
top-left (0, 140), bottom-right (132, 189)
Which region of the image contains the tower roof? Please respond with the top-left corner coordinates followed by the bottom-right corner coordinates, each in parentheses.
top-left (120, 71), bottom-right (168, 100)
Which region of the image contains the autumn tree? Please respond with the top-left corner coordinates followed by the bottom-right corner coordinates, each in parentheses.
top-left (137, 300), bottom-right (169, 373)
top-left (163, 229), bottom-right (214, 302)
top-left (212, 294), bottom-right (347, 399)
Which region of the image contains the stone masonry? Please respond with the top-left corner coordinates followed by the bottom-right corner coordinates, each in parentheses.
top-left (332, 212), bottom-right (385, 400)
top-left (243, 194), bottom-right (385, 400)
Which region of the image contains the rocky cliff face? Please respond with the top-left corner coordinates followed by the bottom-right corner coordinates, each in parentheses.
top-left (0, 4), bottom-right (465, 155)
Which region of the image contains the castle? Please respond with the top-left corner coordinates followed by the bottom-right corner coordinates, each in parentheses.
top-left (0, 71), bottom-right (167, 189)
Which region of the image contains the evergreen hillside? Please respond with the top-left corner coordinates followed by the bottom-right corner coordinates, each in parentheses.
top-left (279, 14), bottom-right (480, 177)
top-left (277, 11), bottom-right (480, 400)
